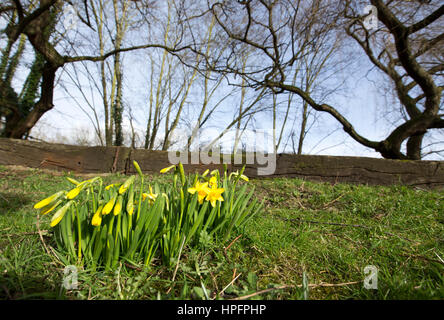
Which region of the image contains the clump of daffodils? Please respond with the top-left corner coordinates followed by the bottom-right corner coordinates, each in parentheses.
top-left (34, 162), bottom-right (262, 270)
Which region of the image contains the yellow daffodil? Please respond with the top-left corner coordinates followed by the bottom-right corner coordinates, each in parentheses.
top-left (92, 205), bottom-right (104, 227)
top-left (205, 187), bottom-right (225, 207)
top-left (143, 186), bottom-right (158, 204)
top-left (188, 181), bottom-right (210, 204)
top-left (127, 193), bottom-right (134, 215)
top-left (66, 186), bottom-right (82, 200)
top-left (209, 176), bottom-right (218, 188)
top-left (113, 195), bottom-right (123, 215)
top-left (50, 201), bottom-right (74, 227)
top-left (66, 177), bottom-right (80, 186)
top-left (119, 176), bottom-right (135, 194)
top-left (39, 200), bottom-right (62, 215)
top-left (229, 170), bottom-right (249, 182)
top-left (133, 160), bottom-right (143, 177)
top-left (160, 165), bottom-right (176, 174)
top-left (105, 182), bottom-right (121, 190)
top-left (102, 194), bottom-right (117, 215)
top-left (34, 191), bottom-right (65, 209)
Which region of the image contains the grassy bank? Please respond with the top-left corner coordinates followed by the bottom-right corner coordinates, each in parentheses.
top-left (0, 165), bottom-right (443, 299)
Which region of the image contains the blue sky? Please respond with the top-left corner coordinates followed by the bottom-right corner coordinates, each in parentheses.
top-left (3, 2), bottom-right (441, 160)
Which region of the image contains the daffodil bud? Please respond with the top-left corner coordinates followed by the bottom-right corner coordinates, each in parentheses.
top-left (39, 200), bottom-right (62, 216)
top-left (113, 196), bottom-right (123, 215)
top-left (127, 189), bottom-right (134, 215)
top-left (34, 191), bottom-right (65, 209)
top-left (66, 186), bottom-right (82, 200)
top-left (50, 201), bottom-right (74, 227)
top-left (102, 194), bottom-right (117, 215)
top-left (202, 169), bottom-right (210, 177)
top-left (92, 205), bottom-right (104, 226)
top-left (133, 160), bottom-right (143, 177)
top-left (66, 177), bottom-right (80, 186)
top-left (179, 162), bottom-right (186, 185)
top-left (160, 165), bottom-right (176, 174)
top-left (119, 176), bottom-right (135, 194)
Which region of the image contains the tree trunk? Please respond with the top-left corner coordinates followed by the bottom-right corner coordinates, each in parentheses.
top-left (6, 62), bottom-right (56, 138)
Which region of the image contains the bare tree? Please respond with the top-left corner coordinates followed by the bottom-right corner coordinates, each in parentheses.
top-left (0, 0), bottom-right (204, 139)
top-left (204, 0), bottom-right (443, 159)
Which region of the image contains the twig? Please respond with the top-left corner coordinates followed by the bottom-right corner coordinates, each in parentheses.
top-left (295, 198), bottom-right (306, 210)
top-left (36, 214), bottom-right (52, 257)
top-left (36, 215), bottom-right (64, 267)
top-left (22, 230), bottom-right (49, 236)
top-left (225, 234), bottom-right (242, 253)
top-left (166, 236), bottom-right (186, 295)
top-left (322, 192), bottom-right (349, 209)
top-left (230, 281), bottom-right (361, 300)
top-left (401, 253), bottom-right (444, 266)
top-left (124, 262), bottom-right (143, 271)
top-left (0, 194), bottom-right (9, 203)
top-left (435, 252), bottom-right (444, 264)
top-left (217, 272), bottom-right (242, 298)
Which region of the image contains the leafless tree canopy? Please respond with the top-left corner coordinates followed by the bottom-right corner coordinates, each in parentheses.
top-left (0, 0), bottom-right (443, 160)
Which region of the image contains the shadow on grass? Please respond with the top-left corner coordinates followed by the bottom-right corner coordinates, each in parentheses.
top-left (0, 272), bottom-right (63, 300)
top-left (0, 192), bottom-right (32, 215)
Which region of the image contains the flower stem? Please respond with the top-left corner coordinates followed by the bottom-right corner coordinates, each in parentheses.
top-left (136, 177), bottom-right (144, 221)
top-left (75, 205), bottom-right (82, 263)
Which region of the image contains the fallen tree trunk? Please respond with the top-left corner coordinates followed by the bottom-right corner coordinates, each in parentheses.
top-left (0, 138), bottom-right (443, 188)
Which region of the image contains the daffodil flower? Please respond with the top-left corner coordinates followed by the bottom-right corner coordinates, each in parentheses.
top-left (160, 165), bottom-right (176, 174)
top-left (119, 176), bottom-right (135, 194)
top-left (133, 160), bottom-right (143, 177)
top-left (205, 187), bottom-right (225, 207)
top-left (113, 195), bottom-right (123, 215)
top-left (229, 170), bottom-right (249, 182)
top-left (39, 200), bottom-right (62, 215)
top-left (50, 201), bottom-right (74, 227)
top-left (66, 186), bottom-right (82, 200)
top-left (239, 174), bottom-right (249, 182)
top-left (92, 205), bottom-right (104, 227)
top-left (102, 194), bottom-right (117, 215)
top-left (105, 184), bottom-right (116, 190)
top-left (188, 181), bottom-right (210, 204)
top-left (34, 191), bottom-right (65, 209)
top-left (209, 176), bottom-right (218, 188)
top-left (66, 177), bottom-right (80, 186)
top-left (142, 186), bottom-right (158, 204)
top-left (127, 192), bottom-right (134, 215)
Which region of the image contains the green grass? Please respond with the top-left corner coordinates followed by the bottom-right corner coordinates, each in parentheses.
top-left (0, 165), bottom-right (443, 300)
